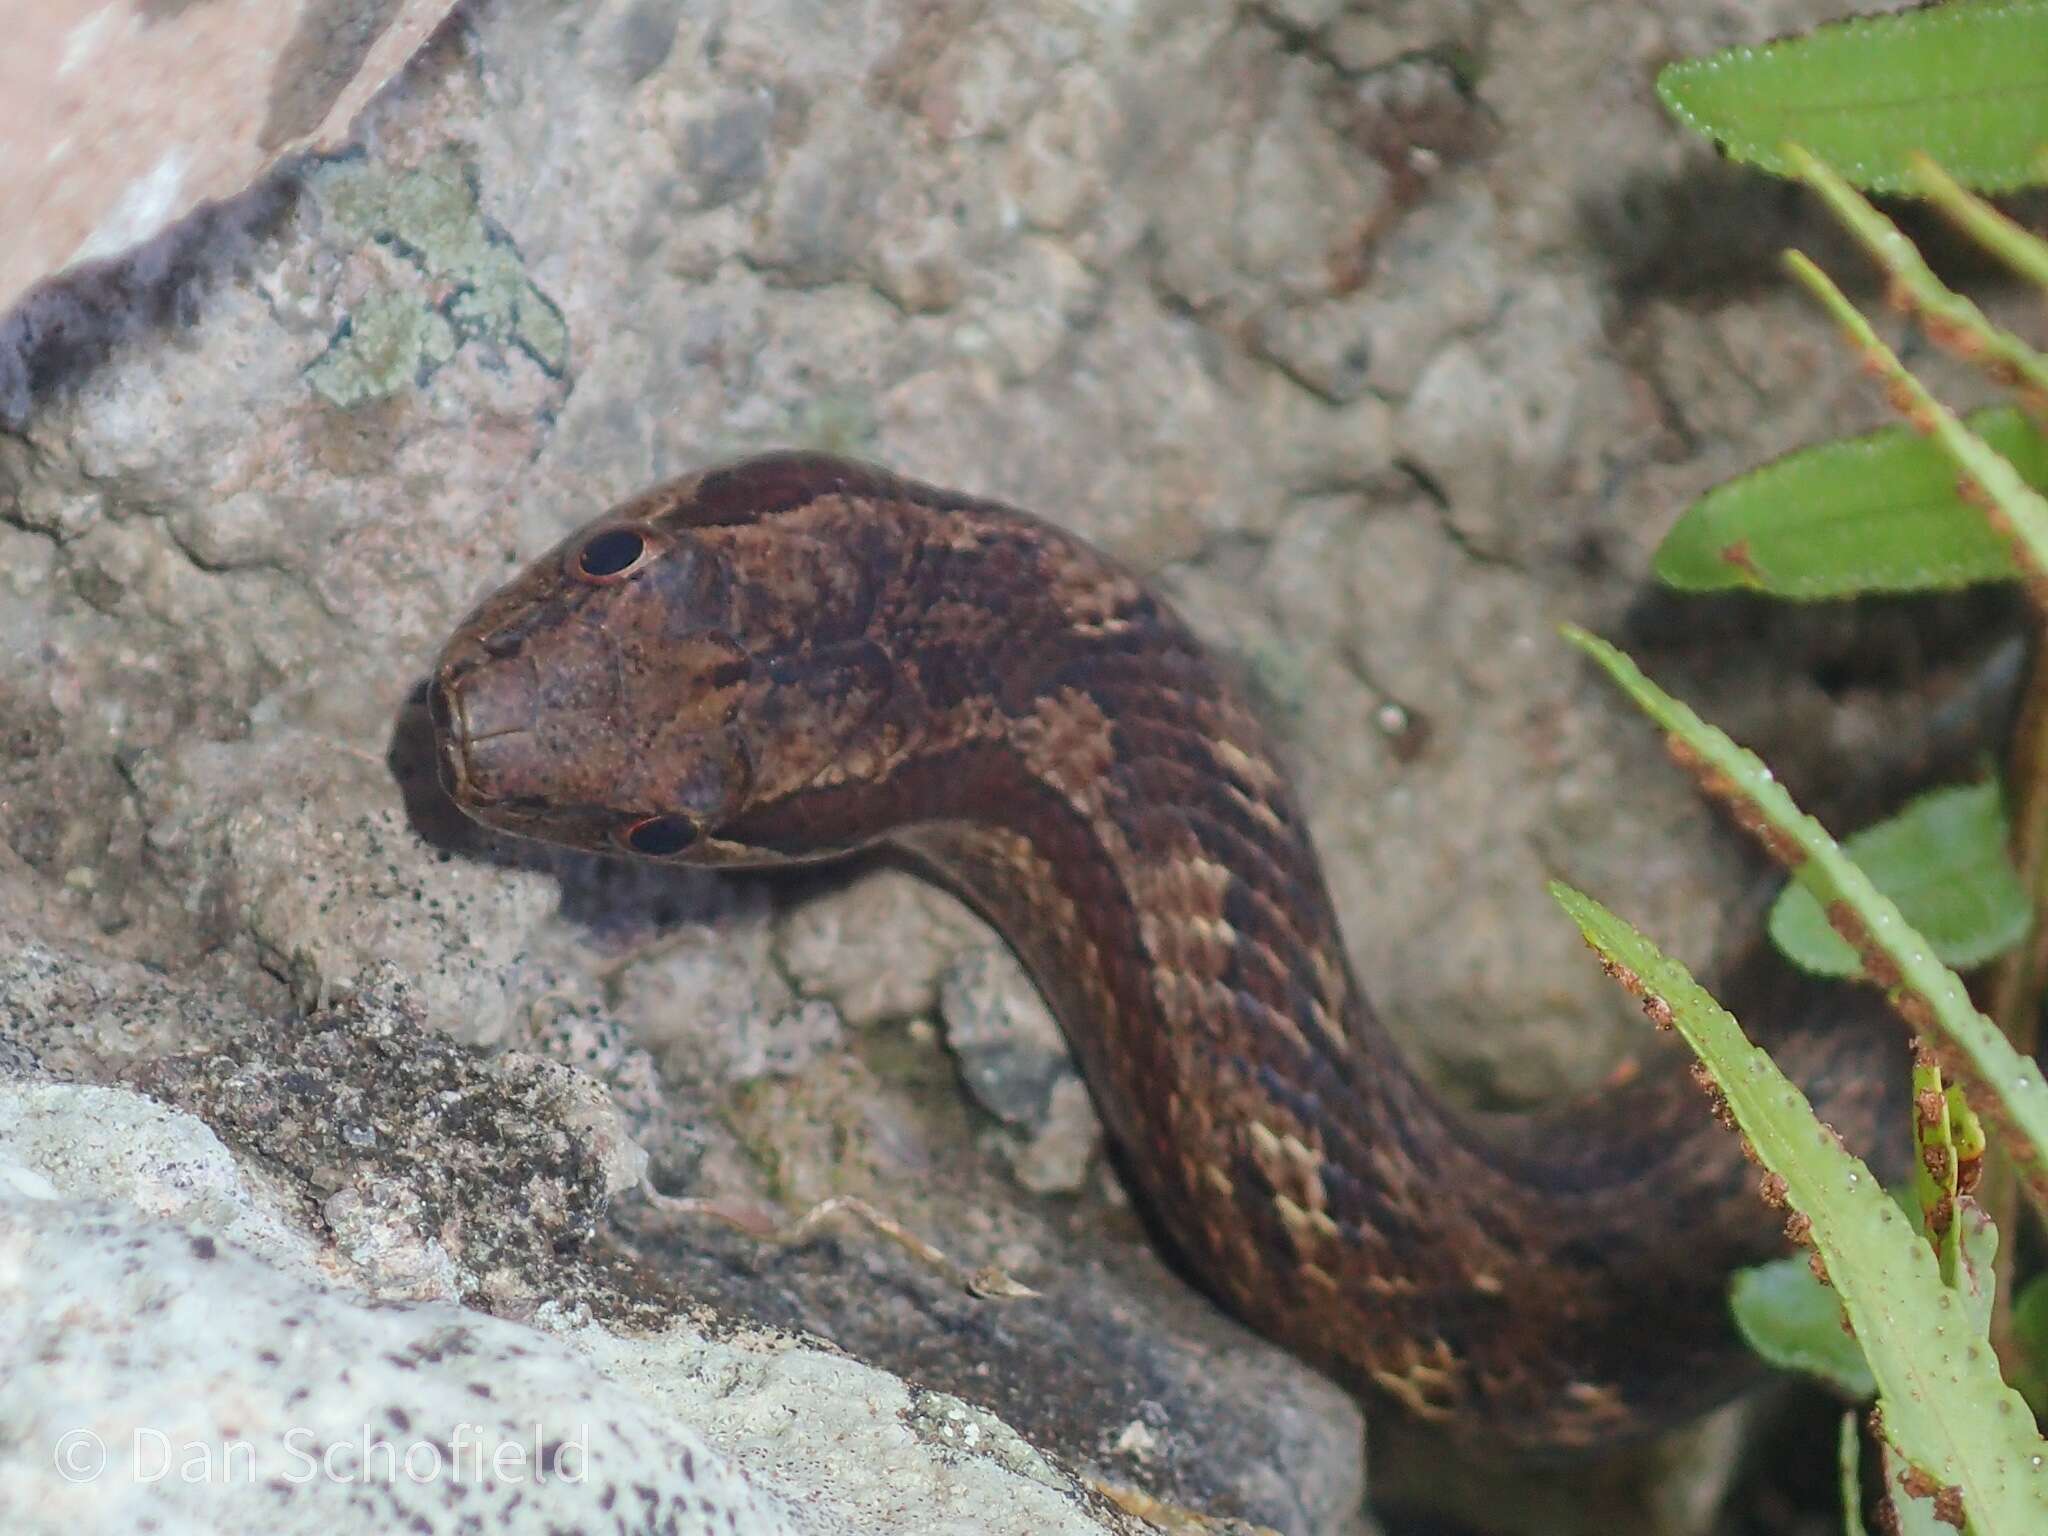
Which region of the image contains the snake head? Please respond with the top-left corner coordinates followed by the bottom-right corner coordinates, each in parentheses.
top-left (430, 474), bottom-right (912, 868)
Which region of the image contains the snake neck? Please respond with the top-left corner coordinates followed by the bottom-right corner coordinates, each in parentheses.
top-left (759, 505), bottom-right (1908, 1451)
top-left (897, 714), bottom-right (1901, 1450)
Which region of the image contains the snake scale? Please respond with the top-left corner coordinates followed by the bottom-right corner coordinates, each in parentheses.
top-left (428, 451), bottom-right (1905, 1452)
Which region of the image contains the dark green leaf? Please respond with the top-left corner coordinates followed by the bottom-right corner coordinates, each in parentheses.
top-left (2011, 1272), bottom-right (2048, 1414)
top-left (1840, 1415), bottom-right (1871, 1536)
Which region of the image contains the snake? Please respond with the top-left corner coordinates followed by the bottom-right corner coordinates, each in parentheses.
top-left (427, 450), bottom-right (1906, 1453)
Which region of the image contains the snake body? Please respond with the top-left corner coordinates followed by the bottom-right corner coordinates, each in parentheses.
top-left (429, 451), bottom-right (1903, 1451)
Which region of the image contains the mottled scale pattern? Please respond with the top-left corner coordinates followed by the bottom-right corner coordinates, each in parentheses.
top-left (430, 452), bottom-right (1910, 1452)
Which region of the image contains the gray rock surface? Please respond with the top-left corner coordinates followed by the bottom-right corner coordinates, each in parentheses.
top-left (2, 1), bottom-right (459, 317)
top-left (0, 1), bottom-right (2019, 1534)
top-left (0, 1072), bottom-right (1169, 1536)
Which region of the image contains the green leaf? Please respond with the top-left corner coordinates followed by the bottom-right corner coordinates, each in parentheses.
top-left (1770, 782), bottom-right (2031, 978)
top-left (1912, 153), bottom-right (2048, 288)
top-left (1908, 1051), bottom-right (1968, 1282)
top-left (1563, 625), bottom-right (2048, 1219)
top-left (1784, 248), bottom-right (2048, 597)
top-left (1656, 1), bottom-right (2048, 194)
top-left (1788, 151), bottom-right (2048, 406)
top-left (1654, 408), bottom-right (2043, 596)
top-left (1842, 1413), bottom-right (1871, 1536)
top-left (1733, 1255), bottom-right (1877, 1399)
top-left (1552, 884), bottom-right (2048, 1532)
top-left (1885, 1438), bottom-right (1979, 1536)
top-left (2011, 1273), bottom-right (2048, 1414)
top-left (1956, 1198), bottom-right (2000, 1345)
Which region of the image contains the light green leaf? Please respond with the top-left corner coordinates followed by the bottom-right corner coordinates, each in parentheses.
top-left (1563, 624), bottom-right (2048, 1219)
top-left (1909, 1051), bottom-right (1968, 1283)
top-left (1784, 249), bottom-right (2048, 592)
top-left (1788, 151), bottom-right (2048, 405)
top-left (1957, 1199), bottom-right (2000, 1344)
top-left (1911, 153), bottom-right (2048, 288)
top-left (1770, 782), bottom-right (2031, 978)
top-left (1733, 1255), bottom-right (1877, 1399)
top-left (1553, 884), bottom-right (2048, 1532)
top-left (1654, 408), bottom-right (2043, 596)
top-left (1885, 1437), bottom-right (1978, 1536)
top-left (1656, 1), bottom-right (2048, 194)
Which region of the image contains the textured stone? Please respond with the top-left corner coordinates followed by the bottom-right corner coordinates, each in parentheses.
top-left (775, 870), bottom-right (987, 1029)
top-left (0, 1197), bottom-right (802, 1536)
top-left (0, 1006), bottom-right (1174, 1536)
top-left (1, 1), bottom-right (458, 317)
top-left (938, 945), bottom-right (1097, 1194)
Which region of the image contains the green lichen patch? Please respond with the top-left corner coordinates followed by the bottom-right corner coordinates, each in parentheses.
top-left (305, 288), bottom-right (459, 409)
top-left (303, 153), bottom-right (570, 408)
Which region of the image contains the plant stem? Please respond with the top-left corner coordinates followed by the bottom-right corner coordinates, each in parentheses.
top-left (1988, 639), bottom-right (2048, 1370)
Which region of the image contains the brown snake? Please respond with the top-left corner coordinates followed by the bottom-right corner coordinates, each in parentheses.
top-left (428, 451), bottom-right (1905, 1453)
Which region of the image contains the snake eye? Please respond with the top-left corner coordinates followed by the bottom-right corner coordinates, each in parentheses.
top-left (621, 815), bottom-right (696, 856)
top-left (575, 527), bottom-right (652, 581)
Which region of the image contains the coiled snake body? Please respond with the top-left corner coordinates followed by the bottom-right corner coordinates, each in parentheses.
top-left (429, 451), bottom-right (1903, 1452)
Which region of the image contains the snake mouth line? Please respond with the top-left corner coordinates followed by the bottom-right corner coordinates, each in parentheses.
top-left (427, 677), bottom-right (533, 804)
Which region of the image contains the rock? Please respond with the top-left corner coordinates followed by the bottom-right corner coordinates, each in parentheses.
top-left (5, 1064), bottom-right (1170, 1536)
top-left (0, 1029), bottom-right (1169, 1536)
top-left (1, 1194), bottom-right (803, 1536)
top-left (0, 1080), bottom-right (329, 1282)
top-left (938, 945), bottom-right (1099, 1194)
top-left (2, 1), bottom-right (459, 318)
top-left (776, 870), bottom-right (988, 1029)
